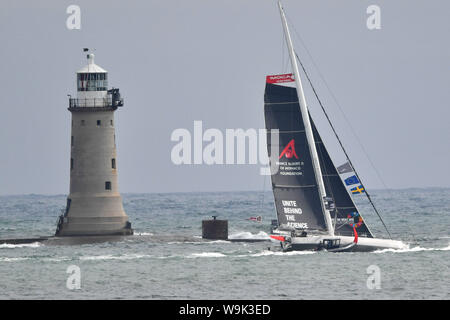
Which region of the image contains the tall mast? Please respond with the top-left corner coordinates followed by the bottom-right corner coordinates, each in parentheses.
top-left (278, 1), bottom-right (334, 236)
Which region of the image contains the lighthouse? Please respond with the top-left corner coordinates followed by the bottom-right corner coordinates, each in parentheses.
top-left (55, 52), bottom-right (133, 236)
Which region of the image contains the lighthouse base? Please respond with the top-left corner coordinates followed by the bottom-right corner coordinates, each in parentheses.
top-left (55, 195), bottom-right (133, 237)
top-left (55, 216), bottom-right (133, 237)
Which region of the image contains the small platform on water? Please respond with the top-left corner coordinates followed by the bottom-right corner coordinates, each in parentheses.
top-left (0, 234), bottom-right (270, 246)
top-left (0, 237), bottom-right (50, 245)
top-left (228, 239), bottom-right (270, 243)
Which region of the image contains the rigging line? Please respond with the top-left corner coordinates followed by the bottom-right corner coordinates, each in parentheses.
top-left (284, 45), bottom-right (290, 73)
top-left (281, 29), bottom-right (285, 72)
top-left (295, 51), bottom-right (392, 240)
top-left (280, 28), bottom-right (290, 74)
top-left (285, 13), bottom-right (391, 194)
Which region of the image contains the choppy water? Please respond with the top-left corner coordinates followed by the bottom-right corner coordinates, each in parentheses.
top-left (0, 189), bottom-right (449, 299)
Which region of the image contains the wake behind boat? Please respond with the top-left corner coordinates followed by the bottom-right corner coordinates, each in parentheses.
top-left (265, 2), bottom-right (405, 253)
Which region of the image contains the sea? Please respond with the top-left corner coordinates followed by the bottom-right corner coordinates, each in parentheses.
top-left (0, 188), bottom-right (449, 300)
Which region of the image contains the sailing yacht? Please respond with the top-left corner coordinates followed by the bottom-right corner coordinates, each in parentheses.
top-left (266, 1), bottom-right (405, 252)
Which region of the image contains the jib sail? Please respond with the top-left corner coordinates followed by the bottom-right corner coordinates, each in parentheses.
top-left (311, 116), bottom-right (373, 238)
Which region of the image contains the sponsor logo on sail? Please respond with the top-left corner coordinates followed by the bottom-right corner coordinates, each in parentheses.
top-left (279, 139), bottom-right (298, 159)
top-left (282, 200), bottom-right (307, 229)
top-left (266, 73), bottom-right (295, 84)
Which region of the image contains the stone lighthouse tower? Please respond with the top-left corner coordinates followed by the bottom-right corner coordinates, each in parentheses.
top-left (55, 52), bottom-right (133, 236)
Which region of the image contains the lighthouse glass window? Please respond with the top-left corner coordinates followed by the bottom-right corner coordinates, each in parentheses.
top-left (77, 73), bottom-right (108, 92)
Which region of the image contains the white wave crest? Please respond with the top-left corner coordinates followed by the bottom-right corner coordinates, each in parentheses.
top-left (133, 232), bottom-right (153, 236)
top-left (43, 257), bottom-right (73, 262)
top-left (228, 231), bottom-right (270, 240)
top-left (79, 254), bottom-right (152, 261)
top-left (0, 242), bottom-right (41, 249)
top-left (0, 257), bottom-right (30, 262)
top-left (206, 240), bottom-right (231, 244)
top-left (167, 241), bottom-right (197, 245)
top-left (375, 243), bottom-right (450, 254)
top-left (188, 252), bottom-right (226, 258)
top-left (168, 240), bottom-right (230, 245)
top-left (249, 250), bottom-right (316, 257)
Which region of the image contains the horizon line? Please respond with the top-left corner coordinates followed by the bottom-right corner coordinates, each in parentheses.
top-left (1, 186), bottom-right (449, 197)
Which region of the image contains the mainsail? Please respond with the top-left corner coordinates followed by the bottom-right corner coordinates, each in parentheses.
top-left (264, 82), bottom-right (327, 232)
top-left (264, 82), bottom-right (373, 237)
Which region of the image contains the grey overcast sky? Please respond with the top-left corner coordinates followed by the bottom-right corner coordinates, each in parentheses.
top-left (0, 0), bottom-right (449, 195)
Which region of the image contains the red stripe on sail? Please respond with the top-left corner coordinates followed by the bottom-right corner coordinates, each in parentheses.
top-left (266, 73), bottom-right (295, 84)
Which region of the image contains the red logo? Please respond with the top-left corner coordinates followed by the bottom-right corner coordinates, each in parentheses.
top-left (279, 139), bottom-right (299, 159)
top-left (266, 73), bottom-right (295, 84)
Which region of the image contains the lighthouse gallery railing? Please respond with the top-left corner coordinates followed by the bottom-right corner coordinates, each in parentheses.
top-left (69, 97), bottom-right (124, 108)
